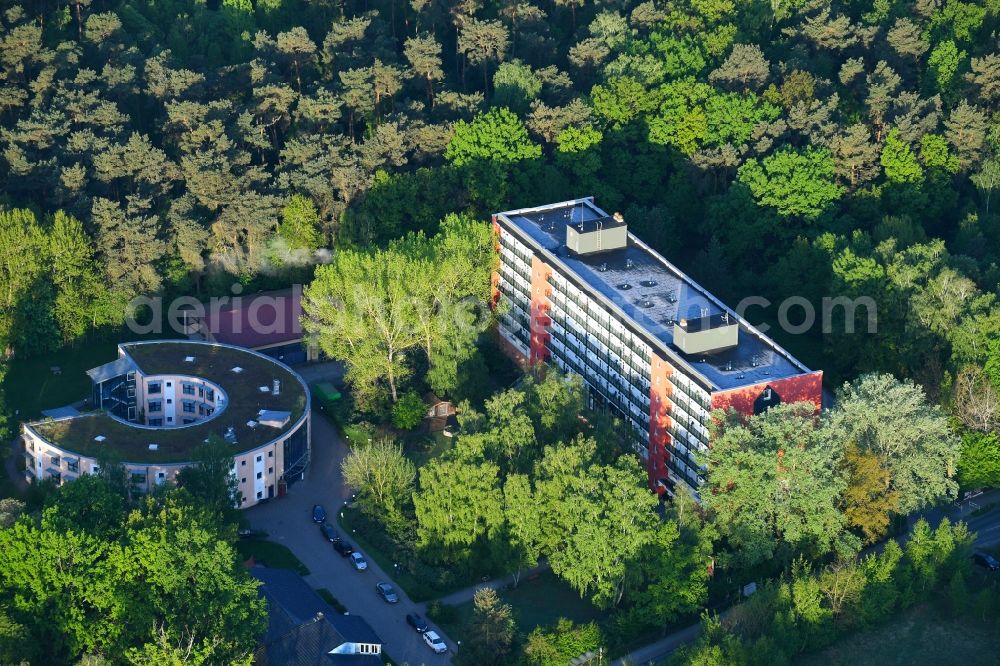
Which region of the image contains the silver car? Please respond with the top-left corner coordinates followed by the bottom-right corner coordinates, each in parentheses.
top-left (423, 630), bottom-right (447, 654)
top-left (350, 551), bottom-right (368, 571)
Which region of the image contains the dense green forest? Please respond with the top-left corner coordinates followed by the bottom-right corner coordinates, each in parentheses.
top-left (0, 0), bottom-right (998, 396)
top-left (2, 0), bottom-right (1000, 662)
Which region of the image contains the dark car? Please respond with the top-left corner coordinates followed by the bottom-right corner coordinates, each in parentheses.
top-left (320, 522), bottom-right (340, 542)
top-left (376, 582), bottom-right (399, 603)
top-left (406, 613), bottom-right (428, 633)
top-left (333, 540), bottom-right (354, 556)
top-left (973, 552), bottom-right (1000, 571)
top-left (312, 504), bottom-right (327, 524)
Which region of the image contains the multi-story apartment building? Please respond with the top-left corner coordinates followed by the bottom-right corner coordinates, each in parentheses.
top-left (493, 198), bottom-right (822, 496)
top-left (22, 340), bottom-right (311, 508)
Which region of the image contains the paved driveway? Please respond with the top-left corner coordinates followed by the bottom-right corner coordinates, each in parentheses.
top-left (245, 407), bottom-right (453, 666)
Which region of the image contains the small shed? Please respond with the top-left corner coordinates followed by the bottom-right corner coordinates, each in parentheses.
top-left (423, 392), bottom-right (455, 419)
top-left (424, 393), bottom-right (456, 433)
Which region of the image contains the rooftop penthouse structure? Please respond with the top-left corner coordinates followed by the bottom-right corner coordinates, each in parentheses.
top-left (492, 197), bottom-right (822, 495)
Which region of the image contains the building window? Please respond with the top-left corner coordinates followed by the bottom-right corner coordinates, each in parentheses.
top-left (131, 473), bottom-right (145, 484)
top-left (241, 460), bottom-right (246, 466)
top-left (182, 418), bottom-right (194, 425)
top-left (147, 382), bottom-right (161, 395)
top-left (256, 491), bottom-right (263, 499)
top-left (182, 401), bottom-right (195, 414)
top-left (50, 455), bottom-right (60, 466)
top-left (166, 399), bottom-right (172, 405)
top-left (198, 386), bottom-right (204, 398)
top-left (256, 472), bottom-right (262, 479)
top-left (268, 467), bottom-right (273, 474)
top-left (256, 455), bottom-right (262, 463)
top-left (66, 459), bottom-right (79, 473)
top-left (148, 400), bottom-right (161, 413)
top-left (165, 382), bottom-right (172, 387)
top-left (268, 451), bottom-right (273, 458)
top-left (166, 417), bottom-right (173, 423)
top-left (182, 383), bottom-right (195, 396)
top-left (149, 418), bottom-right (163, 426)
top-left (241, 478), bottom-right (246, 484)
top-left (206, 389), bottom-right (215, 402)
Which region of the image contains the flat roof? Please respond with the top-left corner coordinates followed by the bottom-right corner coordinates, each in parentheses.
top-left (27, 341), bottom-right (308, 464)
top-left (202, 287), bottom-right (303, 349)
top-left (86, 356), bottom-right (136, 384)
top-left (496, 198), bottom-right (815, 392)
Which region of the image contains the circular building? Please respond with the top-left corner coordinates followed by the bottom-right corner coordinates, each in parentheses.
top-left (21, 340), bottom-right (311, 508)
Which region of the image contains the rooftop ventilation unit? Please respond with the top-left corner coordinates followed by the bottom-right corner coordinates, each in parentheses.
top-left (259, 386), bottom-right (270, 393)
top-left (224, 426), bottom-right (237, 444)
top-left (674, 313), bottom-right (739, 355)
top-left (273, 379), bottom-right (280, 396)
top-left (565, 213), bottom-right (627, 256)
top-left (184, 356), bottom-right (195, 362)
top-left (94, 435), bottom-right (106, 442)
top-left (148, 444), bottom-right (158, 451)
top-left (231, 366), bottom-right (243, 374)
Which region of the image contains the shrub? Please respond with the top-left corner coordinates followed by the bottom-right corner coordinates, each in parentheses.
top-left (426, 600), bottom-right (460, 624)
top-left (524, 618), bottom-right (604, 666)
top-left (392, 390), bottom-right (426, 430)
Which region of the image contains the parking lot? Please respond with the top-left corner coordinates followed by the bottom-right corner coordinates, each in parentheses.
top-left (245, 406), bottom-right (454, 665)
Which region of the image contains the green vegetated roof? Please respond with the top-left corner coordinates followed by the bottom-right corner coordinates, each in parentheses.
top-left (28, 341), bottom-right (308, 464)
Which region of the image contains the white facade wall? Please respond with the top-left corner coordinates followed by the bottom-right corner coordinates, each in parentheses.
top-left (22, 413), bottom-right (305, 509)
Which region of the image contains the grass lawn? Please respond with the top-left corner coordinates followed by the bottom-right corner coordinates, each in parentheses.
top-left (235, 539), bottom-right (310, 576)
top-left (315, 588), bottom-right (348, 613)
top-left (434, 570), bottom-right (604, 644)
top-left (404, 431), bottom-right (452, 468)
top-left (798, 603), bottom-right (1000, 666)
top-left (4, 341), bottom-right (120, 420)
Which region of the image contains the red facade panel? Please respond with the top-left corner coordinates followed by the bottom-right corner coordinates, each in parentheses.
top-left (648, 352), bottom-right (674, 493)
top-left (711, 371), bottom-right (823, 416)
top-left (529, 256), bottom-right (553, 365)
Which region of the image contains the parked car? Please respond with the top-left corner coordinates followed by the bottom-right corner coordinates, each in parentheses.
top-left (320, 522), bottom-right (339, 542)
top-left (973, 552), bottom-right (1000, 571)
top-left (333, 540), bottom-right (354, 556)
top-left (406, 613), bottom-right (428, 633)
top-left (375, 582), bottom-right (399, 603)
top-left (312, 504), bottom-right (327, 524)
top-left (351, 551), bottom-right (368, 571)
top-left (422, 630), bottom-right (447, 654)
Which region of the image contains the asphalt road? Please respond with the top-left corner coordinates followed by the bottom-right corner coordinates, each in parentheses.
top-left (245, 395), bottom-right (453, 666)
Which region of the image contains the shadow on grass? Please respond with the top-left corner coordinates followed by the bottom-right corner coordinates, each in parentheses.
top-left (236, 538), bottom-right (310, 576)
